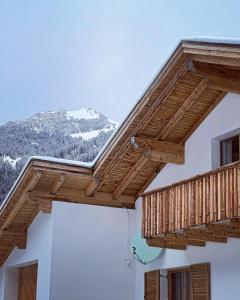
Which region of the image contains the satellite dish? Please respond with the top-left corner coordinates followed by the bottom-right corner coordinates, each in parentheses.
top-left (131, 232), bottom-right (164, 264)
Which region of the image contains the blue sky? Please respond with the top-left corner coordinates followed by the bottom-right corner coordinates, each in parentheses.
top-left (1, 0), bottom-right (240, 125)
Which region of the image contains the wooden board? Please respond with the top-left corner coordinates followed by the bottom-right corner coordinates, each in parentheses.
top-left (144, 270), bottom-right (160, 300)
top-left (191, 263), bottom-right (210, 300)
top-left (18, 263), bottom-right (38, 300)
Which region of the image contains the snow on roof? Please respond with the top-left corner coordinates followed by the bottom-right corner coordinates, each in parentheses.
top-left (0, 156), bottom-right (94, 211)
top-left (182, 36), bottom-right (240, 45)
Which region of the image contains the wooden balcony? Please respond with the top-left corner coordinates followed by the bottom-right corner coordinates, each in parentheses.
top-left (141, 161), bottom-right (240, 249)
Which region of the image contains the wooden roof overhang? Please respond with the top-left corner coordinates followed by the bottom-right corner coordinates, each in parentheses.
top-left (1, 39), bottom-right (240, 265)
top-left (87, 39), bottom-right (240, 199)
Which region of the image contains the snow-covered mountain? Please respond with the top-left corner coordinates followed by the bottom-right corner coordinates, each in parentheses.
top-left (0, 108), bottom-right (119, 202)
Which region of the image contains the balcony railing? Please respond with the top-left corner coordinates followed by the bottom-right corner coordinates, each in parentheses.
top-left (142, 161), bottom-right (240, 241)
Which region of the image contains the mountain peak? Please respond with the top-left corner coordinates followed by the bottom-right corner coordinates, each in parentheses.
top-left (66, 108), bottom-right (101, 121)
top-left (0, 107), bottom-right (119, 202)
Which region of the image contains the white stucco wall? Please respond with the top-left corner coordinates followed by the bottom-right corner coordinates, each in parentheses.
top-left (0, 212), bottom-right (53, 300)
top-left (134, 93), bottom-right (240, 300)
top-left (49, 202), bottom-right (136, 300)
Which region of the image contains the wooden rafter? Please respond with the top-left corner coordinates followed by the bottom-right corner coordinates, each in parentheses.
top-left (0, 171), bottom-right (42, 232)
top-left (86, 61), bottom-right (189, 196)
top-left (1, 231), bottom-right (27, 250)
top-left (27, 197), bottom-right (52, 214)
top-left (112, 156), bottom-right (149, 200)
top-left (28, 188), bottom-right (136, 208)
top-left (51, 174), bottom-right (65, 194)
top-left (157, 77), bottom-right (208, 140)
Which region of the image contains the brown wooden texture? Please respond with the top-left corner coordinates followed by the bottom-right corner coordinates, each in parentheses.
top-left (142, 161), bottom-right (240, 237)
top-left (191, 263), bottom-right (210, 300)
top-left (167, 263), bottom-right (210, 300)
top-left (18, 263), bottom-right (38, 300)
top-left (143, 161), bottom-right (240, 249)
top-left (144, 269), bottom-right (160, 300)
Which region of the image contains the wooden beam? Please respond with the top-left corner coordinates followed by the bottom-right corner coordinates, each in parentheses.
top-left (207, 224), bottom-right (240, 238)
top-left (164, 233), bottom-right (206, 247)
top-left (131, 137), bottom-right (185, 164)
top-left (1, 171), bottom-right (42, 231)
top-left (86, 175), bottom-right (101, 197)
top-left (86, 61), bottom-right (189, 196)
top-left (1, 231), bottom-right (27, 250)
top-left (51, 174), bottom-right (65, 194)
top-left (157, 77), bottom-right (208, 140)
top-left (28, 188), bottom-right (136, 208)
top-left (188, 61), bottom-right (240, 93)
top-left (112, 156), bottom-right (149, 200)
top-left (181, 91), bottom-right (226, 143)
top-left (39, 201), bottom-right (52, 214)
top-left (147, 237), bottom-right (186, 250)
top-left (186, 228), bottom-right (227, 243)
top-left (27, 196), bottom-right (52, 214)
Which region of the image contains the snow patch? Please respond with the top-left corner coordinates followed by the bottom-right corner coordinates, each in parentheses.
top-left (70, 124), bottom-right (117, 141)
top-left (66, 108), bottom-right (100, 120)
top-left (3, 156), bottom-right (21, 168)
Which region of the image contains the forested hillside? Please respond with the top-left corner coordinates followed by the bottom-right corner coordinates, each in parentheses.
top-left (0, 108), bottom-right (118, 202)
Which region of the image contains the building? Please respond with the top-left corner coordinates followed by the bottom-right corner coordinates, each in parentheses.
top-left (1, 39), bottom-right (240, 299)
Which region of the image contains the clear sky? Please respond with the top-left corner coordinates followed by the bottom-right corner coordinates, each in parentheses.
top-left (1, 0), bottom-right (240, 125)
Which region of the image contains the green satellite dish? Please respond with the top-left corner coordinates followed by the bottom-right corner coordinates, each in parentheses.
top-left (131, 232), bottom-right (164, 264)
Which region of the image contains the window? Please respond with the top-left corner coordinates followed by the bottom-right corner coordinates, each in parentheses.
top-left (168, 264), bottom-right (210, 300)
top-left (168, 268), bottom-right (191, 300)
top-left (221, 135), bottom-right (239, 166)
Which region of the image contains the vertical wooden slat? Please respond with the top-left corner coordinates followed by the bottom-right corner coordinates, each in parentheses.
top-left (156, 193), bottom-right (160, 236)
top-left (225, 169), bottom-right (229, 218)
top-left (199, 178), bottom-right (203, 225)
top-left (150, 195), bottom-right (154, 236)
top-left (191, 181), bottom-right (195, 227)
top-left (209, 174), bottom-right (214, 222)
top-left (238, 165), bottom-right (240, 217)
top-left (205, 175), bottom-right (210, 223)
top-left (229, 168), bottom-right (233, 218)
top-left (221, 171), bottom-right (226, 219)
top-left (142, 197), bottom-right (146, 237)
top-left (233, 166), bottom-right (238, 217)
top-left (188, 182), bottom-right (192, 227)
top-left (162, 191), bottom-right (166, 233)
top-left (165, 190), bottom-right (169, 233)
top-left (147, 196), bottom-right (151, 237)
top-left (213, 173), bottom-right (217, 222)
top-left (202, 176), bottom-right (206, 224)
top-left (217, 172), bottom-right (221, 221)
